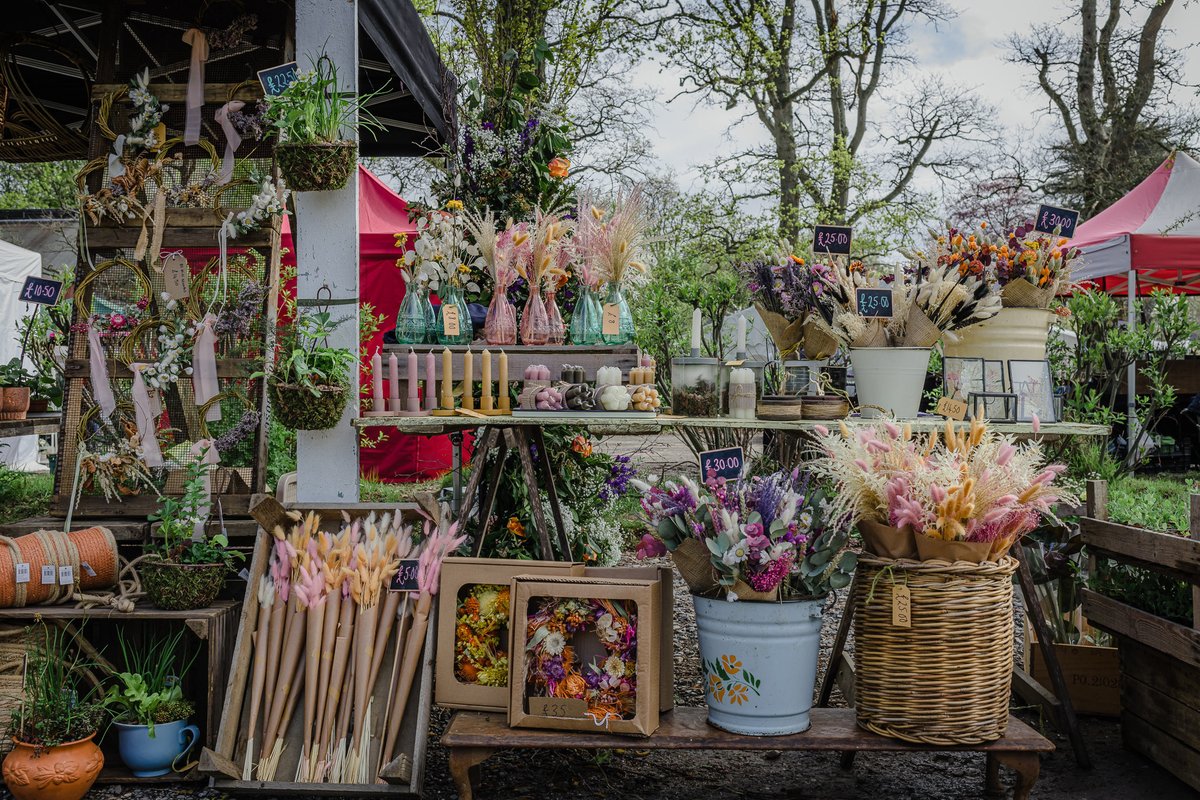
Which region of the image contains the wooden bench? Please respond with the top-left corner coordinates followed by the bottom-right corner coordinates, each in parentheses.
top-left (440, 708), bottom-right (1053, 800)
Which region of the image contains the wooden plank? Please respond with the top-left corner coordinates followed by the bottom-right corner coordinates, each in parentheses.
top-left (1083, 589), bottom-right (1200, 669)
top-left (85, 226), bottom-right (276, 249)
top-left (0, 600), bottom-right (236, 622)
top-left (441, 707), bottom-right (1054, 753)
top-left (1119, 637), bottom-right (1200, 715)
top-left (1121, 710), bottom-right (1200, 792)
top-left (1026, 639), bottom-right (1120, 717)
top-left (1122, 674), bottom-right (1200, 753)
top-left (65, 358), bottom-right (258, 380)
top-left (1011, 667), bottom-right (1062, 716)
top-left (0, 413), bottom-right (61, 437)
top-left (1079, 518), bottom-right (1200, 577)
top-left (92, 83), bottom-right (264, 103)
top-left (1085, 480), bottom-right (1108, 520)
top-left (212, 533), bottom-right (269, 765)
top-left (0, 516), bottom-right (148, 541)
top-left (51, 491), bottom-right (264, 518)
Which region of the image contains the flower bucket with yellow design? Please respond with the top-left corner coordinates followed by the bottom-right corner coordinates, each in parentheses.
top-left (692, 594), bottom-right (824, 735)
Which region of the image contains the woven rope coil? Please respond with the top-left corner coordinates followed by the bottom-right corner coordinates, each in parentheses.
top-left (853, 555), bottom-right (1017, 745)
top-left (0, 528), bottom-right (119, 608)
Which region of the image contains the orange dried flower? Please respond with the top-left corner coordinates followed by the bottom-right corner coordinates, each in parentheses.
top-left (548, 157), bottom-right (571, 179)
top-left (507, 516), bottom-right (526, 537)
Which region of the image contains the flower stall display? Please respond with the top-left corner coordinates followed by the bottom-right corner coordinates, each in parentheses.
top-left (637, 469), bottom-right (856, 734)
top-left (739, 248), bottom-right (840, 360)
top-left (402, 208), bottom-right (482, 345)
top-left (434, 557), bottom-right (583, 711)
top-left (509, 576), bottom-right (661, 736)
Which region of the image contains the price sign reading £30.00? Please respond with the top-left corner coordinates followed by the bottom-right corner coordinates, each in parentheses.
top-left (813, 224), bottom-right (853, 255)
top-left (699, 446), bottom-right (744, 482)
top-left (19, 276), bottom-right (63, 306)
top-left (389, 559), bottom-right (421, 592)
top-left (1034, 204), bottom-right (1080, 239)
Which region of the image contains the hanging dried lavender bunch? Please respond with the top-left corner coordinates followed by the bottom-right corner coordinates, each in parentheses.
top-left (214, 410), bottom-right (261, 455)
top-left (214, 282), bottom-right (266, 339)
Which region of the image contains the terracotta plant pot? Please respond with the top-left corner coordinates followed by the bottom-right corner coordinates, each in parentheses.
top-left (2, 734), bottom-right (103, 800)
top-left (0, 386), bottom-right (30, 421)
top-left (27, 398), bottom-right (49, 414)
top-left (140, 560), bottom-right (226, 610)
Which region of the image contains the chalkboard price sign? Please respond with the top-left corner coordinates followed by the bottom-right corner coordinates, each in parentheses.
top-left (813, 224), bottom-right (853, 255)
top-left (855, 287), bottom-right (893, 318)
top-left (258, 62), bottom-right (299, 96)
top-left (699, 446), bottom-right (744, 482)
top-left (18, 276), bottom-right (63, 306)
top-left (389, 559), bottom-right (421, 592)
top-left (1034, 204), bottom-right (1080, 239)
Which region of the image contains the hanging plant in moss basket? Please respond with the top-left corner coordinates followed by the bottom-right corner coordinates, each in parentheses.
top-left (266, 54), bottom-right (386, 191)
top-left (259, 311), bottom-right (356, 430)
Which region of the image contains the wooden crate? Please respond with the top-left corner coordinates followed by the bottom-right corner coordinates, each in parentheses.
top-left (1079, 480), bottom-right (1200, 790)
top-left (200, 521), bottom-right (434, 797)
top-left (1023, 627), bottom-right (1119, 717)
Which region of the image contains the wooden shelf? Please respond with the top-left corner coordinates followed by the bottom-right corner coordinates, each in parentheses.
top-left (0, 413), bottom-right (60, 437)
top-left (92, 83), bottom-right (263, 104)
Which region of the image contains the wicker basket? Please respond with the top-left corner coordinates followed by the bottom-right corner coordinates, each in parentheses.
top-left (269, 382), bottom-right (348, 431)
top-left (277, 141), bottom-right (357, 191)
top-left (853, 555), bottom-right (1017, 745)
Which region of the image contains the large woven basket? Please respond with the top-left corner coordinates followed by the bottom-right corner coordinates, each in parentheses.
top-left (853, 555), bottom-right (1017, 745)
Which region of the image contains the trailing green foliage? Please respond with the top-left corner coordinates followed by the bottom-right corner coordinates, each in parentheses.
top-left (264, 312), bottom-right (357, 396)
top-left (9, 624), bottom-right (104, 748)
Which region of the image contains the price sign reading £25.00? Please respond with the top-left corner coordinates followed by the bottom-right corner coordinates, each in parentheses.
top-left (19, 276), bottom-right (63, 306)
top-left (813, 224), bottom-right (853, 255)
top-left (389, 559), bottom-right (421, 592)
top-left (855, 287), bottom-right (893, 318)
top-left (699, 446), bottom-right (744, 482)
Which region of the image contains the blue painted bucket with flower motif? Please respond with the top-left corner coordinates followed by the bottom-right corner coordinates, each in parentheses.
top-left (692, 595), bottom-right (824, 735)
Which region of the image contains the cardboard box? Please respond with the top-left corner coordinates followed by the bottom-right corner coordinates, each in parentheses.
top-left (435, 558), bottom-right (584, 711)
top-left (584, 565), bottom-right (674, 712)
top-left (508, 576), bottom-right (661, 737)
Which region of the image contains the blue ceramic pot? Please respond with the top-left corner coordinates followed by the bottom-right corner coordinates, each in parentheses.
top-left (113, 720), bottom-right (199, 777)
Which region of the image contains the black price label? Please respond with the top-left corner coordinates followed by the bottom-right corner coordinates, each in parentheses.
top-left (389, 559), bottom-right (420, 592)
top-left (699, 446), bottom-right (744, 482)
top-left (19, 276), bottom-right (63, 306)
top-left (258, 62), bottom-right (299, 96)
top-left (1034, 204), bottom-right (1080, 239)
top-left (855, 287), bottom-right (893, 318)
top-left (813, 224), bottom-right (852, 255)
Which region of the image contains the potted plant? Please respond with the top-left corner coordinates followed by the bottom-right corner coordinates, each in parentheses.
top-left (0, 358), bottom-right (34, 421)
top-left (262, 311), bottom-right (357, 430)
top-left (3, 624), bottom-right (105, 800)
top-left (637, 468), bottom-right (857, 735)
top-left (142, 448), bottom-right (243, 610)
top-left (102, 629), bottom-right (200, 777)
top-left (265, 54), bottom-right (384, 191)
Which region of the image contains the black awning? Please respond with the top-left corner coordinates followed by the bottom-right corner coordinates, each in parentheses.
top-left (358, 0), bottom-right (457, 158)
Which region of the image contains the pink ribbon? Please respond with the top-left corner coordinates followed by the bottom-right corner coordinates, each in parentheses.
top-left (192, 313), bottom-right (221, 423)
top-left (214, 101), bottom-right (244, 184)
top-left (181, 28), bottom-right (209, 145)
top-left (130, 364), bottom-right (164, 468)
top-left (190, 439), bottom-right (220, 539)
top-left (87, 323), bottom-right (116, 420)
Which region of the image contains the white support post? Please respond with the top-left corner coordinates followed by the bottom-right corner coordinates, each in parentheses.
top-left (294, 0), bottom-right (360, 502)
top-left (1126, 269), bottom-right (1139, 465)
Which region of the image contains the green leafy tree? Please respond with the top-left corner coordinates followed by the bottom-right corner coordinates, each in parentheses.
top-left (0, 161), bottom-right (81, 209)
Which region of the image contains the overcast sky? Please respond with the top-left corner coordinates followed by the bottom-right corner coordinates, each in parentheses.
top-left (635, 0), bottom-right (1200, 196)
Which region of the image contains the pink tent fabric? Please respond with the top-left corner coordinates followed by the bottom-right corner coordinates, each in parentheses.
top-left (1073, 151), bottom-right (1200, 295)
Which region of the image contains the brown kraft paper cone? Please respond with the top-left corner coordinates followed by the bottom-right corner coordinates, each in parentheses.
top-left (915, 534), bottom-right (994, 563)
top-left (670, 538), bottom-right (722, 596)
top-left (852, 321), bottom-right (889, 348)
top-left (857, 520), bottom-right (918, 560)
top-left (1001, 279), bottom-right (1056, 309)
top-left (729, 578), bottom-right (779, 602)
top-left (755, 303), bottom-right (806, 356)
top-left (903, 305), bottom-right (943, 347)
top-left (802, 317), bottom-right (840, 359)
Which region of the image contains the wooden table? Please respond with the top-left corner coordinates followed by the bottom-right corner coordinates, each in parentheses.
top-left (440, 708), bottom-right (1053, 800)
top-left (0, 412), bottom-right (61, 438)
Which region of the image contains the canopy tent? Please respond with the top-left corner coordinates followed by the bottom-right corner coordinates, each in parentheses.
top-left (1073, 151), bottom-right (1200, 295)
top-left (0, 238), bottom-right (46, 472)
top-left (283, 166), bottom-right (467, 482)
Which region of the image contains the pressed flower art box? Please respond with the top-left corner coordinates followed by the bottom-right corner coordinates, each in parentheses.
top-left (508, 576), bottom-right (661, 737)
top-left (435, 558), bottom-right (584, 711)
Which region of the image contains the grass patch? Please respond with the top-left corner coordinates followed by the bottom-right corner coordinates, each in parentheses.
top-left (1106, 473), bottom-right (1197, 534)
top-left (360, 476), bottom-right (446, 504)
top-left (0, 467), bottom-right (53, 524)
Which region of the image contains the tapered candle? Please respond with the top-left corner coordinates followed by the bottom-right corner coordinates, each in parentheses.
top-left (441, 347), bottom-right (453, 409)
top-left (371, 350), bottom-right (384, 413)
top-left (407, 349), bottom-right (419, 411)
top-left (736, 315), bottom-right (747, 355)
top-left (463, 349), bottom-right (474, 410)
top-left (425, 351), bottom-right (437, 410)
top-left (481, 349), bottom-right (493, 412)
top-left (388, 353), bottom-right (400, 407)
top-left (498, 350), bottom-right (509, 411)
top-left (690, 308), bottom-right (702, 355)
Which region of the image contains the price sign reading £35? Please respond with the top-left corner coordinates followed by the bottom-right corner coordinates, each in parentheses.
top-left (19, 276), bottom-right (63, 306)
top-left (699, 446), bottom-right (744, 482)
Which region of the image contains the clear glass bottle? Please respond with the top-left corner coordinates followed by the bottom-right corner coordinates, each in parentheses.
top-left (545, 290), bottom-right (565, 345)
top-left (520, 284), bottom-right (552, 345)
top-left (394, 277), bottom-right (429, 345)
top-left (569, 283), bottom-right (601, 345)
top-left (600, 282), bottom-right (635, 346)
top-left (420, 284), bottom-right (436, 344)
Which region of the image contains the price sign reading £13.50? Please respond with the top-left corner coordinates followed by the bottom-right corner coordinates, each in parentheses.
top-left (699, 446), bottom-right (744, 482)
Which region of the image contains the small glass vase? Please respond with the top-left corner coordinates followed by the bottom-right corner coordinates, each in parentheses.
top-left (436, 284), bottom-right (474, 345)
top-left (420, 287), bottom-right (436, 344)
top-left (600, 282), bottom-right (635, 345)
top-left (394, 280), bottom-right (429, 345)
top-left (545, 290), bottom-right (565, 345)
top-left (569, 283), bottom-right (603, 345)
top-left (520, 284), bottom-right (552, 345)
top-left (484, 289), bottom-right (517, 346)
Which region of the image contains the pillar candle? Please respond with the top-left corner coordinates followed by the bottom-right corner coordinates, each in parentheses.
top-left (388, 353), bottom-right (400, 406)
top-left (498, 350), bottom-right (509, 411)
top-left (407, 349), bottom-right (419, 411)
top-left (441, 347), bottom-right (453, 409)
top-left (425, 351), bottom-right (437, 410)
top-left (736, 315), bottom-right (747, 355)
top-left (481, 349), bottom-right (493, 412)
top-left (371, 350), bottom-right (384, 412)
top-left (690, 308), bottom-right (702, 354)
top-left (464, 348), bottom-right (474, 410)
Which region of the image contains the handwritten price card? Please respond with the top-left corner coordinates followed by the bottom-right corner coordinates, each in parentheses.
top-left (1034, 204), bottom-right (1080, 239)
top-left (855, 287), bottom-right (893, 318)
top-left (529, 697), bottom-right (587, 718)
top-left (389, 559), bottom-right (421, 592)
top-left (813, 224), bottom-right (852, 255)
top-left (257, 62), bottom-right (299, 96)
top-left (601, 303), bottom-right (621, 336)
top-left (442, 305), bottom-right (461, 337)
top-left (19, 276), bottom-right (63, 306)
top-left (699, 446), bottom-right (744, 482)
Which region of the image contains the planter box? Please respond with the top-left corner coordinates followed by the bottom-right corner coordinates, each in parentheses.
top-left (1022, 625), bottom-right (1119, 717)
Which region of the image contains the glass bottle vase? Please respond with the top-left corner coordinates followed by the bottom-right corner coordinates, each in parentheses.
top-left (436, 284), bottom-right (474, 345)
top-left (545, 290), bottom-right (565, 345)
top-left (600, 282), bottom-right (635, 345)
top-left (484, 289), bottom-right (517, 346)
top-left (420, 288), bottom-right (436, 344)
top-left (520, 284), bottom-right (552, 345)
top-left (394, 280), bottom-right (429, 345)
top-left (569, 283), bottom-right (602, 345)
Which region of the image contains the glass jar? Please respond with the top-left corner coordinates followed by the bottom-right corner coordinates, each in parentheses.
top-left (670, 356), bottom-right (719, 417)
top-left (600, 282), bottom-right (635, 346)
top-left (394, 279), bottom-right (428, 345)
top-left (484, 289), bottom-right (517, 346)
top-left (720, 358), bottom-right (765, 416)
top-left (436, 284), bottom-right (473, 345)
top-left (545, 290), bottom-right (565, 345)
top-left (520, 284), bottom-right (552, 345)
top-left (569, 283), bottom-right (603, 345)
